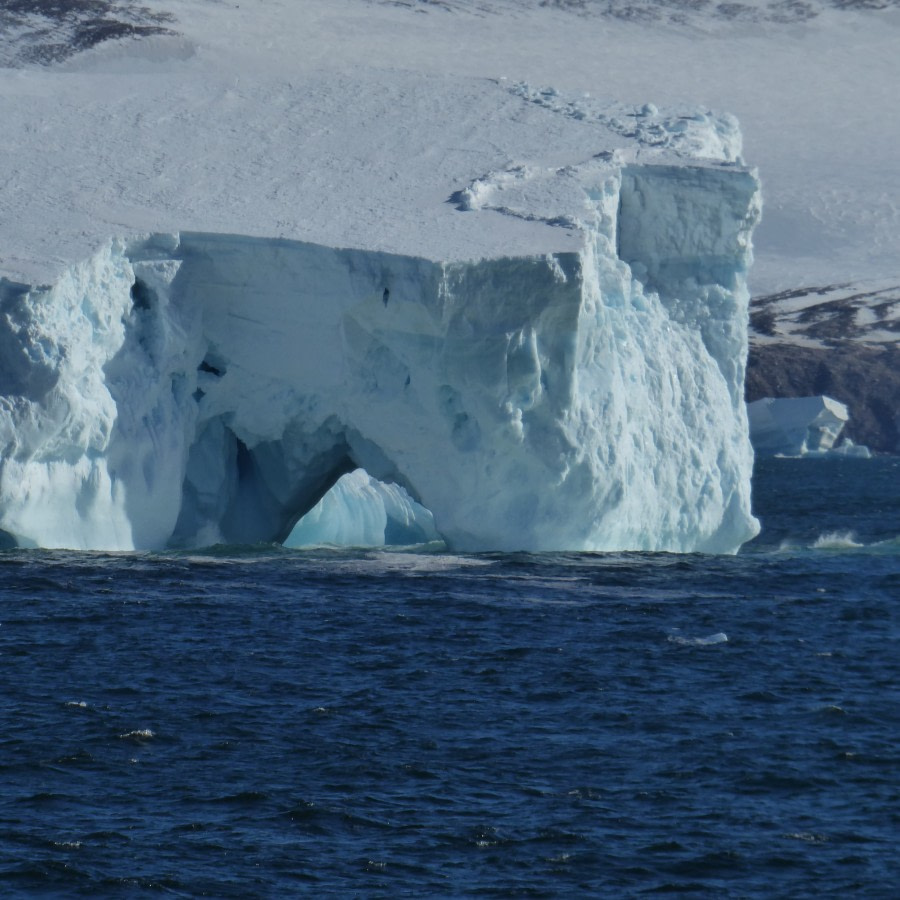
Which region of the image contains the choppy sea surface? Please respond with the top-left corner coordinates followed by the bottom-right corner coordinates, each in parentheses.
top-left (1, 457), bottom-right (897, 897)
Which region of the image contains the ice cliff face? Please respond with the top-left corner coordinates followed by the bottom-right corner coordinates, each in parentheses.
top-left (0, 154), bottom-right (760, 553)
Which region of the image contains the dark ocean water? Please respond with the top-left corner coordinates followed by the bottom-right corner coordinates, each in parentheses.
top-left (0, 457), bottom-right (897, 897)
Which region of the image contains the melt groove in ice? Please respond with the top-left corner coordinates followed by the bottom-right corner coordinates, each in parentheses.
top-left (0, 152), bottom-right (761, 553)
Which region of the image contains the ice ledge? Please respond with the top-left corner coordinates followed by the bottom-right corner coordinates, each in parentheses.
top-left (0, 157), bottom-right (760, 553)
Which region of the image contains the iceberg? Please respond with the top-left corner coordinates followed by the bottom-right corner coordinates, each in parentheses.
top-left (747, 396), bottom-right (871, 458)
top-left (0, 140), bottom-right (761, 553)
top-left (0, 25), bottom-right (765, 556)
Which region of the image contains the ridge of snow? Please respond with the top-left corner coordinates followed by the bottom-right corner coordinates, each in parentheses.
top-left (506, 82), bottom-right (744, 163)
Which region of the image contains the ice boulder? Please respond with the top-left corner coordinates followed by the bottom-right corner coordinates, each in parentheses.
top-left (747, 395), bottom-right (864, 457)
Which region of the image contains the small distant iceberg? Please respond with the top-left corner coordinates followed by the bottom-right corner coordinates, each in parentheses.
top-left (747, 396), bottom-right (871, 459)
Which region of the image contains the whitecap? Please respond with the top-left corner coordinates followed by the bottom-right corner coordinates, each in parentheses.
top-left (810, 531), bottom-right (863, 550)
top-left (119, 729), bottom-right (155, 742)
top-left (324, 552), bottom-right (494, 575)
top-left (777, 539), bottom-right (802, 552)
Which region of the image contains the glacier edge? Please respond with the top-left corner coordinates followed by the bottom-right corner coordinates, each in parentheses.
top-left (0, 160), bottom-right (761, 553)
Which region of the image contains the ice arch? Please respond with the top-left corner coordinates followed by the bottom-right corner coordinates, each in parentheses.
top-left (0, 160), bottom-right (761, 553)
top-left (156, 230), bottom-right (598, 551)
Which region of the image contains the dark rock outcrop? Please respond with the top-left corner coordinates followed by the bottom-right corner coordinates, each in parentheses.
top-left (0, 1), bottom-right (175, 68)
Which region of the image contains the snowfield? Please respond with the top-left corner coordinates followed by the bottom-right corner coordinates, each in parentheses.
top-left (0, 0), bottom-right (897, 549)
top-left (2, 0), bottom-right (898, 290)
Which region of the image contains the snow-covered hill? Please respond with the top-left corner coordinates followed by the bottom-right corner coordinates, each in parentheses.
top-left (0, 1), bottom-right (175, 68)
top-left (373, 0), bottom-right (900, 26)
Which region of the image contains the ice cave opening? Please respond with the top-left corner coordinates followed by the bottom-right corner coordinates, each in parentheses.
top-left (164, 401), bottom-right (441, 551)
top-left (283, 469), bottom-right (442, 549)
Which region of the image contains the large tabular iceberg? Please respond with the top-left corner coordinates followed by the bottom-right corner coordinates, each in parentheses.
top-left (0, 153), bottom-right (760, 552)
top-left (0, 36), bottom-right (762, 554)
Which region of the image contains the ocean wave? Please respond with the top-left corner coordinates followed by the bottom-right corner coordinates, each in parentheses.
top-left (772, 532), bottom-right (900, 555)
top-left (811, 531), bottom-right (864, 550)
top-left (315, 551), bottom-right (495, 575)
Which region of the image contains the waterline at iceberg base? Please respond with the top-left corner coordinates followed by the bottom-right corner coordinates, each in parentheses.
top-left (0, 161), bottom-right (760, 554)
